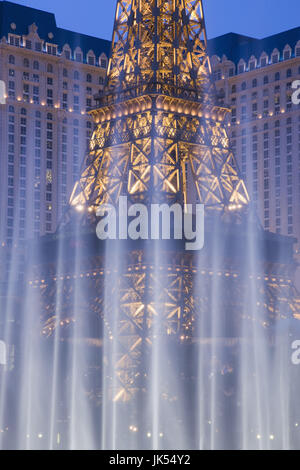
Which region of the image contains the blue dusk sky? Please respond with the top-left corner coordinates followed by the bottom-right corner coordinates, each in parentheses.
top-left (2, 0), bottom-right (300, 40)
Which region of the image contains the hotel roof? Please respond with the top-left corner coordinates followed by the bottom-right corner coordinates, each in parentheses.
top-left (0, 0), bottom-right (111, 59)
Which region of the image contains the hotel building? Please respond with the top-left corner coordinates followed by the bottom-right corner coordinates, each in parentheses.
top-left (208, 29), bottom-right (300, 271)
top-left (0, 1), bottom-right (110, 252)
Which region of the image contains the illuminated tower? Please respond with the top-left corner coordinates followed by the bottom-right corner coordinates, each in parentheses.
top-left (32, 0), bottom-right (300, 449)
top-left (68, 0), bottom-right (249, 219)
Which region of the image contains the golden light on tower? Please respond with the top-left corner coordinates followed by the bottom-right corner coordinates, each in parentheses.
top-left (36, 0), bottom-right (300, 409)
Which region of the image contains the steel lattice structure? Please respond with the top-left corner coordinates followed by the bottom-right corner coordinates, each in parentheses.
top-left (35, 0), bottom-right (300, 409)
top-left (67, 0), bottom-right (249, 223)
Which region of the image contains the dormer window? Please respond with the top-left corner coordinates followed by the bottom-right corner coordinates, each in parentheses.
top-left (25, 40), bottom-right (32, 49)
top-left (249, 60), bottom-right (256, 71)
top-left (88, 55), bottom-right (95, 66)
top-left (260, 56), bottom-right (267, 67)
top-left (9, 34), bottom-right (20, 47)
top-left (271, 53), bottom-right (279, 64)
top-left (238, 63), bottom-right (245, 74)
top-left (35, 42), bottom-right (42, 52)
top-left (75, 53), bottom-right (82, 62)
top-left (47, 44), bottom-right (57, 55)
top-left (64, 50), bottom-right (71, 60)
top-left (100, 58), bottom-right (107, 68)
top-left (283, 48), bottom-right (291, 60)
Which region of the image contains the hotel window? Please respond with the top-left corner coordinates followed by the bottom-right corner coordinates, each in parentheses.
top-left (8, 54), bottom-right (15, 65)
top-left (228, 68), bottom-right (234, 77)
top-left (100, 58), bottom-right (107, 68)
top-left (35, 42), bottom-right (41, 52)
top-left (63, 68), bottom-right (68, 78)
top-left (33, 74), bottom-right (39, 82)
top-left (88, 56), bottom-right (95, 66)
top-left (74, 71), bottom-right (80, 80)
top-left (47, 44), bottom-right (57, 55)
top-left (296, 47), bottom-right (300, 57)
top-left (23, 84), bottom-right (29, 102)
top-left (249, 60), bottom-right (256, 71)
top-left (272, 53), bottom-right (279, 64)
top-left (231, 85), bottom-right (236, 94)
top-left (23, 58), bottom-right (29, 68)
top-left (238, 63), bottom-right (245, 74)
top-left (9, 35), bottom-right (20, 46)
top-left (260, 56), bottom-right (267, 67)
top-left (62, 94), bottom-right (68, 109)
top-left (241, 82), bottom-right (246, 91)
top-left (47, 64), bottom-right (53, 73)
top-left (33, 60), bottom-right (39, 70)
top-left (23, 71), bottom-right (29, 80)
top-left (87, 74), bottom-right (92, 83)
top-left (63, 81), bottom-right (68, 90)
top-left (286, 68), bottom-right (292, 78)
top-left (263, 75), bottom-right (269, 85)
top-left (75, 53), bottom-right (82, 62)
top-left (99, 76), bottom-right (104, 85)
top-left (64, 50), bottom-right (71, 60)
top-left (25, 40), bottom-right (32, 50)
top-left (275, 72), bottom-right (280, 81)
top-left (47, 77), bottom-right (53, 86)
top-left (252, 79), bottom-right (257, 88)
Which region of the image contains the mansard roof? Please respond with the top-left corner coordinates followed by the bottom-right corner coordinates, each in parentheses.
top-left (207, 27), bottom-right (300, 65)
top-left (0, 0), bottom-right (111, 59)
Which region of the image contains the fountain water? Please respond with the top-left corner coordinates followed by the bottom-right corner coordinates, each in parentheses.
top-left (1, 0), bottom-right (300, 450)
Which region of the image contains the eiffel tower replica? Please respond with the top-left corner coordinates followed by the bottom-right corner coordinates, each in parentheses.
top-left (25, 0), bottom-right (300, 449)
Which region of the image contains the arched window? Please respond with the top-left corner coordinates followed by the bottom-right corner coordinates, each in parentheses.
top-left (23, 58), bottom-right (29, 68)
top-left (74, 71), bottom-right (80, 80)
top-left (47, 63), bottom-right (53, 73)
top-left (21, 108), bottom-right (27, 115)
top-left (8, 105), bottom-right (15, 113)
top-left (263, 75), bottom-right (269, 85)
top-left (8, 55), bottom-right (15, 64)
top-left (100, 58), bottom-right (107, 68)
top-left (252, 78), bottom-right (257, 88)
top-left (33, 60), bottom-right (39, 70)
top-left (241, 82), bottom-right (246, 91)
top-left (286, 68), bottom-right (292, 78)
top-left (87, 73), bottom-right (92, 83)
